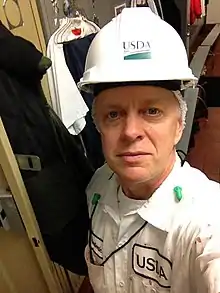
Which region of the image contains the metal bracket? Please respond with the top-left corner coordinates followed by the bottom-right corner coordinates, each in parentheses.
top-left (15, 154), bottom-right (42, 172)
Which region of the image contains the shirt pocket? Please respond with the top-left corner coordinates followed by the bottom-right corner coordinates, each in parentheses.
top-left (85, 245), bottom-right (106, 293)
top-left (129, 275), bottom-right (171, 293)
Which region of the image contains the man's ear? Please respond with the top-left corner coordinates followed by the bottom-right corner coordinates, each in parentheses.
top-left (174, 119), bottom-right (184, 145)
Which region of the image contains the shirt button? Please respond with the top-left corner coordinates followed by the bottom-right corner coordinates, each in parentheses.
top-left (119, 281), bottom-right (125, 287)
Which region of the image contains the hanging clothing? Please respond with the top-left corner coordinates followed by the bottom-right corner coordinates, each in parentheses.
top-left (0, 35), bottom-right (46, 81)
top-left (130, 0), bottom-right (181, 37)
top-left (158, 0), bottom-right (182, 37)
top-left (201, 0), bottom-right (206, 17)
top-left (0, 21), bottom-right (13, 38)
top-left (0, 30), bottom-right (93, 275)
top-left (47, 18), bottom-right (99, 136)
top-left (63, 34), bottom-right (105, 170)
top-left (47, 19), bottom-right (88, 135)
top-left (131, 0), bottom-right (159, 16)
top-left (190, 0), bottom-right (202, 25)
top-left (146, 0), bottom-right (159, 16)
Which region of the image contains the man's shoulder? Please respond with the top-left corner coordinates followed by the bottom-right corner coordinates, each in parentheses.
top-left (86, 163), bottom-right (114, 203)
top-left (87, 163), bottom-right (113, 190)
top-left (183, 162), bottom-right (220, 201)
top-left (178, 162), bottom-right (220, 224)
top-left (167, 164), bottom-right (220, 248)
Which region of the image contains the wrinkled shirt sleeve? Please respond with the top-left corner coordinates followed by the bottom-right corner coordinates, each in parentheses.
top-left (191, 221), bottom-right (220, 293)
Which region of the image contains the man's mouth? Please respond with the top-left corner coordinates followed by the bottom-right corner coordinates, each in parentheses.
top-left (118, 152), bottom-right (149, 157)
top-left (117, 152), bottom-right (151, 163)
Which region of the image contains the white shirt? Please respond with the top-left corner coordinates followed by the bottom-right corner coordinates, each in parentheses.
top-left (86, 156), bottom-right (220, 293)
top-left (47, 18), bottom-right (99, 135)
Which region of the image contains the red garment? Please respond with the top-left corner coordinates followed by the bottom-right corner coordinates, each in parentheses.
top-left (190, 0), bottom-right (202, 25)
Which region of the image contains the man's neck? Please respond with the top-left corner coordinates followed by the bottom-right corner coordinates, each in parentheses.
top-left (120, 153), bottom-right (176, 200)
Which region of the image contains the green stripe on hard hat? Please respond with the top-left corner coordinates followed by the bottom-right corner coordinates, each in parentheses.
top-left (124, 52), bottom-right (152, 60)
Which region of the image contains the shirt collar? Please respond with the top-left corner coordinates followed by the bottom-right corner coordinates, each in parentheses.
top-left (138, 155), bottom-right (184, 232)
top-left (102, 154), bottom-right (185, 232)
top-left (101, 173), bottom-right (121, 225)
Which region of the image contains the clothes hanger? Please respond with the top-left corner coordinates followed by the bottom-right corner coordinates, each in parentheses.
top-left (91, 0), bottom-right (100, 29)
top-left (56, 12), bottom-right (99, 44)
top-left (58, 12), bottom-right (84, 43)
top-left (54, 13), bottom-right (83, 44)
top-left (54, 0), bottom-right (100, 44)
top-left (57, 17), bottom-right (83, 44)
top-left (64, 0), bottom-right (100, 32)
top-left (60, 1), bottom-right (87, 42)
top-left (84, 18), bottom-right (100, 32)
top-left (53, 0), bottom-right (83, 44)
top-left (54, 18), bottom-right (71, 44)
top-left (92, 14), bottom-right (100, 27)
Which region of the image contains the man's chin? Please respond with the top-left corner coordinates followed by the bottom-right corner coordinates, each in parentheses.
top-left (116, 166), bottom-right (152, 184)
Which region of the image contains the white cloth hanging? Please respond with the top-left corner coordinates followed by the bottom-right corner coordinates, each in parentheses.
top-left (47, 18), bottom-right (99, 135)
top-left (200, 0), bottom-right (206, 17)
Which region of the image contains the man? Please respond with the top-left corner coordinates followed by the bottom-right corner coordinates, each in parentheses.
top-left (78, 7), bottom-right (220, 293)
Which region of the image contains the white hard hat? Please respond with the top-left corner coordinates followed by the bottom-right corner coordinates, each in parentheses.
top-left (78, 7), bottom-right (197, 93)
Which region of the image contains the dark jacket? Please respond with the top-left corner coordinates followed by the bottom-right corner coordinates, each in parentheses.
top-left (0, 27), bottom-right (93, 274)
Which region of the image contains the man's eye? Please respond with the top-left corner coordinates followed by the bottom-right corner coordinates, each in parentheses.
top-left (145, 108), bottom-right (161, 116)
top-left (108, 111), bottom-right (119, 119)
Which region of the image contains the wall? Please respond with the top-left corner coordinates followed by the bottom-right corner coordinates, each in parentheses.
top-left (93, 0), bottom-right (127, 27)
top-left (0, 0), bottom-right (50, 102)
top-left (207, 0), bottom-right (220, 24)
top-left (0, 0), bottom-right (45, 52)
top-left (0, 229), bottom-right (49, 293)
top-left (36, 0), bottom-right (65, 43)
top-left (174, 0), bottom-right (189, 47)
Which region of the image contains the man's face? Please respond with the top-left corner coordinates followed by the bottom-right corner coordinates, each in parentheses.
top-left (95, 86), bottom-right (183, 184)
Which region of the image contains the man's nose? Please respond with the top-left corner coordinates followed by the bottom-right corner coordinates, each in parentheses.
top-left (122, 114), bottom-right (145, 142)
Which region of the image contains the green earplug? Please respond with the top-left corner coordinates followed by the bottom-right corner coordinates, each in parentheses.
top-left (92, 193), bottom-right (101, 205)
top-left (174, 186), bottom-right (183, 202)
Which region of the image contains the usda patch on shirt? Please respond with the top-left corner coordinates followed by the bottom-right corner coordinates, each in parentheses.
top-left (132, 244), bottom-right (172, 288)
